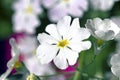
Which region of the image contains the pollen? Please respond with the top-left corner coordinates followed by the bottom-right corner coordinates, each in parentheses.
top-left (57, 39), bottom-right (69, 48)
top-left (26, 5), bottom-right (33, 14)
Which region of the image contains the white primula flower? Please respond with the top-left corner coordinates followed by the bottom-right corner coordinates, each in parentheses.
top-left (42, 0), bottom-right (88, 22)
top-left (24, 56), bottom-right (56, 76)
top-left (85, 17), bottom-right (120, 41)
top-left (16, 35), bottom-right (56, 76)
top-left (110, 53), bottom-right (120, 78)
top-left (0, 38), bottom-right (20, 80)
top-left (12, 0), bottom-right (42, 34)
top-left (89, 0), bottom-right (118, 11)
top-left (36, 16), bottom-right (91, 69)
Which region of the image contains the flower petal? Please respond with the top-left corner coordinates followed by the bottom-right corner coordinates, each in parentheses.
top-left (41, 0), bottom-right (56, 8)
top-left (69, 41), bottom-right (91, 52)
top-left (53, 49), bottom-right (68, 69)
top-left (111, 65), bottom-right (120, 77)
top-left (57, 16), bottom-right (71, 38)
top-left (78, 28), bottom-right (91, 40)
top-left (95, 30), bottom-right (114, 40)
top-left (64, 48), bottom-right (78, 66)
top-left (37, 33), bottom-right (57, 44)
top-left (24, 56), bottom-right (55, 76)
top-left (70, 18), bottom-right (80, 29)
top-left (68, 28), bottom-right (91, 42)
top-left (48, 4), bottom-right (67, 22)
top-left (36, 43), bottom-right (58, 64)
top-left (110, 53), bottom-right (120, 66)
top-left (45, 24), bottom-right (61, 40)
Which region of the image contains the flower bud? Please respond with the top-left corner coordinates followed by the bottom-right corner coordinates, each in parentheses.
top-left (26, 73), bottom-right (39, 80)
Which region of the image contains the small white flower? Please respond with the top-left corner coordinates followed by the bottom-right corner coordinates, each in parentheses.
top-left (42, 0), bottom-right (88, 22)
top-left (89, 0), bottom-right (118, 11)
top-left (16, 35), bottom-right (56, 76)
top-left (12, 0), bottom-right (42, 34)
top-left (0, 38), bottom-right (19, 80)
top-left (37, 16), bottom-right (91, 69)
top-left (85, 17), bottom-right (120, 41)
top-left (110, 53), bottom-right (120, 78)
top-left (24, 56), bottom-right (56, 76)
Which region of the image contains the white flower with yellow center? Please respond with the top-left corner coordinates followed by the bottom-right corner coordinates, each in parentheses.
top-left (12, 0), bottom-right (42, 34)
top-left (36, 16), bottom-right (91, 69)
top-left (85, 17), bottom-right (120, 41)
top-left (0, 38), bottom-right (20, 80)
top-left (41, 0), bottom-right (88, 22)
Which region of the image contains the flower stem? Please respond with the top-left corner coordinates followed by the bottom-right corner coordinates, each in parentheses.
top-left (73, 51), bottom-right (85, 80)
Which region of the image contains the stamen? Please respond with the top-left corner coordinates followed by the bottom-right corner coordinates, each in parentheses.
top-left (57, 39), bottom-right (69, 48)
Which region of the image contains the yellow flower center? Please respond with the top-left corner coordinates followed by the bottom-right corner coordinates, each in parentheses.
top-left (27, 73), bottom-right (39, 80)
top-left (13, 61), bottom-right (22, 68)
top-left (63, 0), bottom-right (69, 3)
top-left (26, 6), bottom-right (33, 14)
top-left (57, 39), bottom-right (69, 48)
top-left (97, 39), bottom-right (104, 47)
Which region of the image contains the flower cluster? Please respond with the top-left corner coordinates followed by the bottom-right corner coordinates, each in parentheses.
top-left (41, 0), bottom-right (88, 22)
top-left (12, 0), bottom-right (42, 34)
top-left (0, 0), bottom-right (120, 80)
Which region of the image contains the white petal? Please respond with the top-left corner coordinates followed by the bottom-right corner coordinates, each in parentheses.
top-left (68, 28), bottom-right (91, 42)
top-left (110, 53), bottom-right (120, 66)
top-left (24, 56), bottom-right (55, 76)
top-left (48, 4), bottom-right (67, 22)
top-left (68, 6), bottom-right (83, 17)
top-left (36, 43), bottom-right (58, 64)
top-left (69, 41), bottom-right (91, 52)
top-left (109, 21), bottom-right (120, 36)
top-left (37, 33), bottom-right (57, 44)
top-left (64, 48), bottom-right (79, 65)
top-left (95, 30), bottom-right (114, 40)
top-left (42, 0), bottom-right (56, 8)
top-left (70, 18), bottom-right (80, 29)
top-left (53, 49), bottom-right (68, 69)
top-left (111, 65), bottom-right (120, 77)
top-left (57, 16), bottom-right (71, 38)
top-left (45, 24), bottom-right (61, 40)
top-left (78, 28), bottom-right (91, 40)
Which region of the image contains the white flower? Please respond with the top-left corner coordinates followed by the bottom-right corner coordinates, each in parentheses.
top-left (110, 53), bottom-right (120, 78)
top-left (89, 0), bottom-right (118, 11)
top-left (36, 16), bottom-right (91, 69)
top-left (12, 0), bottom-right (42, 34)
top-left (42, 0), bottom-right (88, 22)
top-left (85, 17), bottom-right (120, 41)
top-left (16, 35), bottom-right (56, 76)
top-left (0, 38), bottom-right (19, 80)
top-left (24, 56), bottom-right (56, 76)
